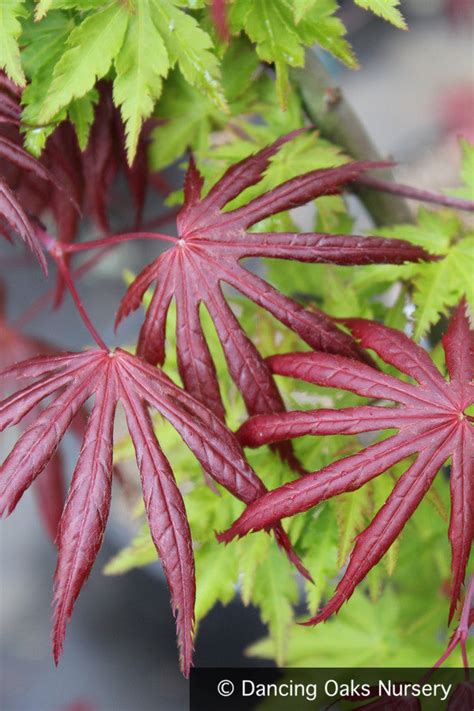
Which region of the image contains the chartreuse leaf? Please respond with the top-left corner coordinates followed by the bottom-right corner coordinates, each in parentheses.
top-left (293, 0), bottom-right (317, 23)
top-left (412, 237), bottom-right (474, 340)
top-left (230, 0), bottom-right (355, 108)
top-left (237, 532), bottom-right (272, 606)
top-left (350, 208), bottom-right (474, 339)
top-left (38, 3), bottom-right (129, 123)
top-left (250, 545), bottom-right (298, 666)
top-left (229, 0), bottom-right (305, 107)
top-left (34, 0), bottom-right (53, 20)
top-left (250, 589), bottom-right (402, 666)
top-left (149, 70), bottom-right (219, 170)
top-left (113, 0), bottom-right (169, 163)
top-left (195, 542), bottom-right (238, 621)
top-left (68, 89), bottom-right (99, 150)
top-left (0, 0), bottom-right (26, 85)
top-left (151, 0), bottom-right (226, 112)
top-left (20, 10), bottom-right (75, 154)
top-left (334, 485), bottom-right (369, 567)
top-left (297, 506), bottom-right (338, 616)
top-left (354, 0), bottom-right (406, 29)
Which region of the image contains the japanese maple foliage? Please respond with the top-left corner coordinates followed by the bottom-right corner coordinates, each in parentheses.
top-left (221, 299), bottom-right (474, 623)
top-left (0, 80), bottom-right (168, 301)
top-left (117, 131), bottom-right (429, 426)
top-left (0, 294), bottom-right (64, 540)
top-left (0, 342), bottom-right (310, 674)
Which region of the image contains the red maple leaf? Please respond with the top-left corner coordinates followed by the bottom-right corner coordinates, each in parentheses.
top-left (0, 345), bottom-right (309, 675)
top-left (0, 287), bottom-right (66, 539)
top-left (0, 79), bottom-right (168, 295)
top-left (116, 131), bottom-right (429, 430)
top-left (221, 300), bottom-right (474, 623)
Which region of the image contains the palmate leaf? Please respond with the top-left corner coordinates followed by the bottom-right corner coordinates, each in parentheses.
top-left (349, 207), bottom-right (474, 341)
top-left (117, 132), bottom-right (429, 438)
top-left (0, 123), bottom-right (74, 273)
top-left (221, 300), bottom-right (474, 623)
top-left (229, 0), bottom-right (356, 107)
top-left (0, 346), bottom-right (307, 674)
top-left (113, 0), bottom-right (169, 164)
top-left (37, 3), bottom-right (129, 124)
top-left (0, 0), bottom-right (26, 86)
top-left (353, 0), bottom-right (406, 29)
top-left (0, 308), bottom-right (65, 541)
top-left (28, 1), bottom-right (224, 162)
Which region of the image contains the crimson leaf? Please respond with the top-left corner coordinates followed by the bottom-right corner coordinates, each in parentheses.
top-left (117, 131), bottom-right (429, 430)
top-left (0, 305), bottom-right (65, 540)
top-left (0, 124), bottom-right (75, 274)
top-left (221, 300), bottom-right (473, 623)
top-left (0, 346), bottom-right (307, 674)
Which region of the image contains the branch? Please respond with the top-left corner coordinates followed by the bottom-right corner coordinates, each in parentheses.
top-left (357, 175), bottom-right (474, 212)
top-left (291, 50), bottom-right (413, 226)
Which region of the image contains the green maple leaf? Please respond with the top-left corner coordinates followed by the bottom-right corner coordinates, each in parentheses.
top-left (0, 0), bottom-right (27, 85)
top-left (354, 0), bottom-right (406, 29)
top-left (34, 0), bottom-right (52, 20)
top-left (293, 0), bottom-right (317, 23)
top-left (149, 70), bottom-right (221, 170)
top-left (294, 505), bottom-right (339, 616)
top-left (250, 545), bottom-right (298, 666)
top-left (39, 3), bottom-right (129, 123)
top-left (349, 208), bottom-right (474, 339)
top-left (230, 0), bottom-right (356, 108)
top-left (20, 10), bottom-right (73, 154)
top-left (68, 89), bottom-right (99, 150)
top-left (114, 0), bottom-right (170, 163)
top-left (195, 543), bottom-right (238, 621)
top-left (151, 0), bottom-right (226, 113)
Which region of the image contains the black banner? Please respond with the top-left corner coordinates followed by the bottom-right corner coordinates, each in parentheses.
top-left (190, 667), bottom-right (471, 710)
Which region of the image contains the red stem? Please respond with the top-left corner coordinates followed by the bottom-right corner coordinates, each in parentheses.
top-left (10, 206), bottom-right (179, 329)
top-left (64, 231), bottom-right (176, 254)
top-left (56, 257), bottom-right (108, 351)
top-left (357, 175), bottom-right (474, 212)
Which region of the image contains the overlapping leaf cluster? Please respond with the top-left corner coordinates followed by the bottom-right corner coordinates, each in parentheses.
top-left (1, 0), bottom-right (405, 162)
top-left (0, 0), bottom-right (472, 681)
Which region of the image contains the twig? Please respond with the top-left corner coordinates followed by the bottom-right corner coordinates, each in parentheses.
top-left (358, 175), bottom-right (474, 212)
top-left (291, 50), bottom-right (413, 226)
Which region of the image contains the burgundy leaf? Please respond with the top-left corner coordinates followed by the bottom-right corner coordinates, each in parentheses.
top-left (117, 132), bottom-right (430, 440)
top-left (221, 300), bottom-right (473, 623)
top-left (33, 451), bottom-right (65, 542)
top-left (82, 85), bottom-right (118, 233)
top-left (0, 135), bottom-right (68, 192)
top-left (52, 373), bottom-right (116, 663)
top-left (0, 346), bottom-right (308, 673)
top-left (0, 179), bottom-right (48, 273)
top-left (119, 383), bottom-right (195, 670)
